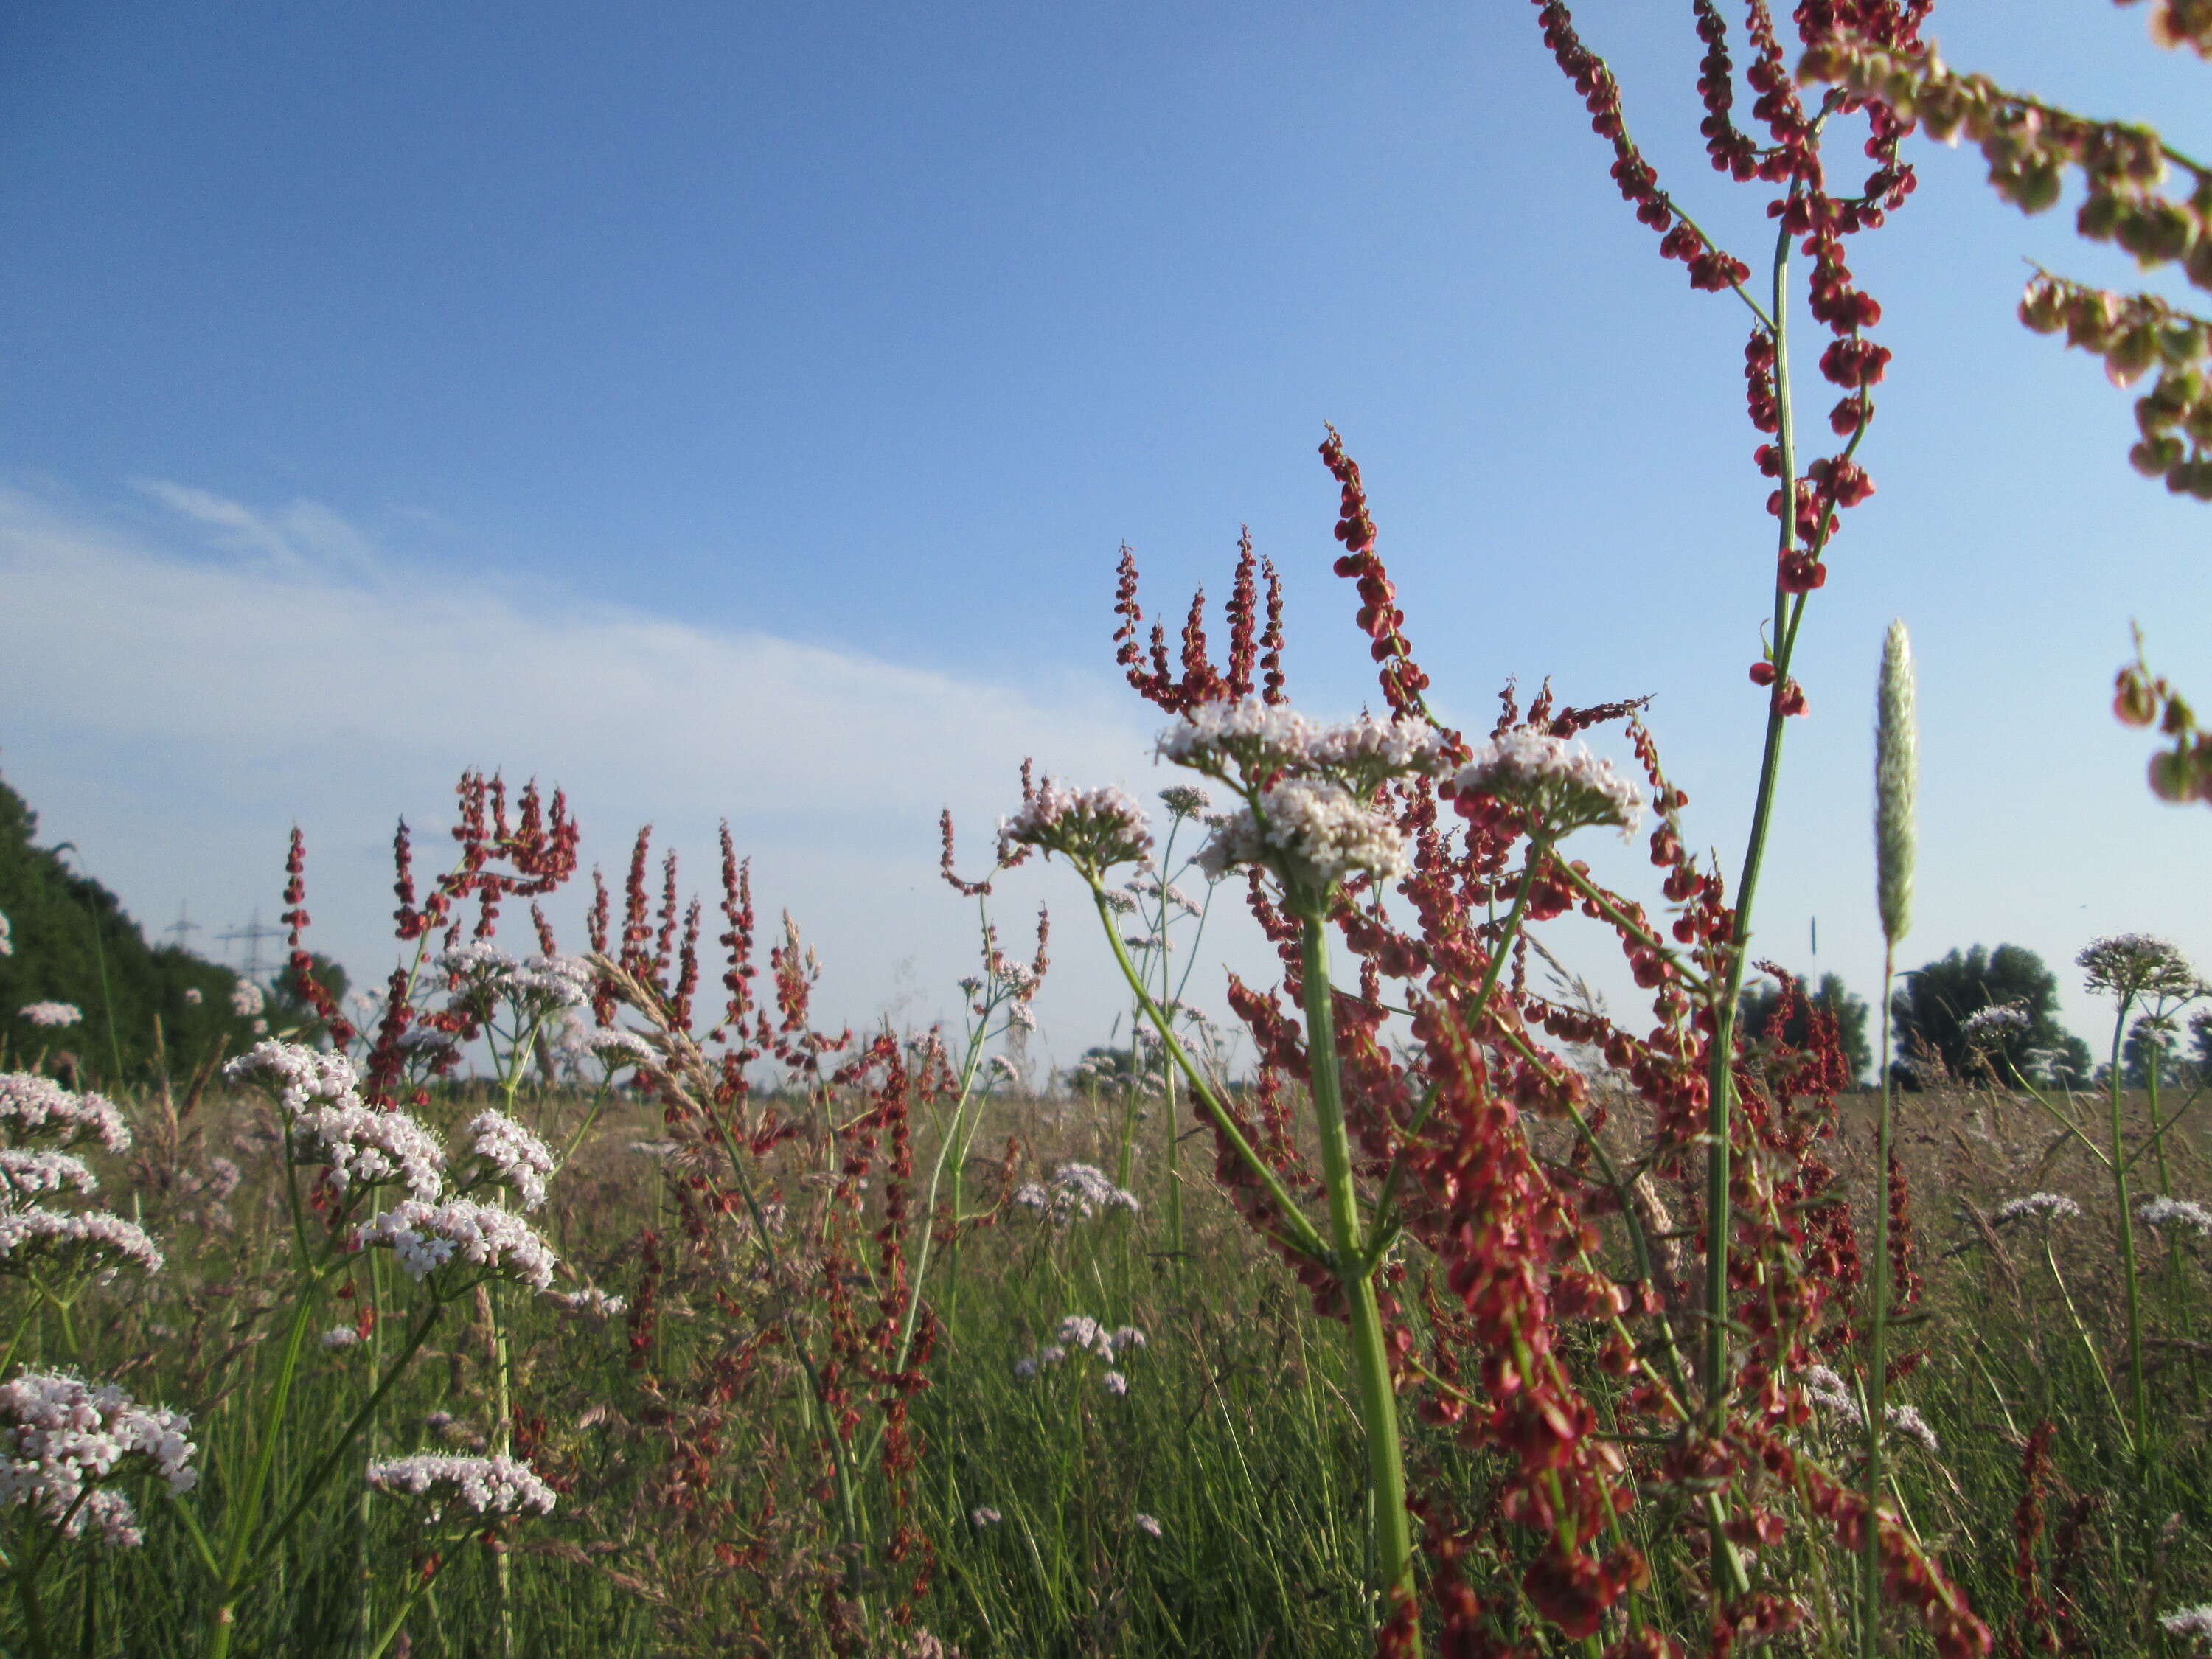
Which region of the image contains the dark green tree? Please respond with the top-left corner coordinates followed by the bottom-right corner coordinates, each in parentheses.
top-left (1890, 943), bottom-right (2091, 1088)
top-left (0, 773), bottom-right (315, 1086)
top-left (1739, 971), bottom-right (1873, 1083)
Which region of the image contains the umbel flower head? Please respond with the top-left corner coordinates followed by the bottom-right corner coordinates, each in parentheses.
top-left (1447, 727), bottom-right (1642, 843)
top-left (0, 1075), bottom-right (131, 1155)
top-left (354, 1197), bottom-right (558, 1292)
top-left (1874, 619), bottom-right (1917, 946)
top-left (1195, 780), bottom-right (1411, 890)
top-left (998, 778), bottom-right (1152, 872)
top-left (2079, 933), bottom-right (2202, 1006)
top-left (0, 1208), bottom-right (164, 1279)
top-left (0, 1371), bottom-right (198, 1548)
top-left (17, 1003), bottom-right (81, 1030)
top-left (366, 1452), bottom-right (556, 1519)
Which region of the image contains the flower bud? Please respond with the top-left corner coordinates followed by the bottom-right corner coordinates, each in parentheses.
top-left (1874, 620), bottom-right (1917, 946)
top-left (2114, 665), bottom-right (2159, 727)
top-left (1748, 660), bottom-right (1777, 687)
top-left (2150, 746), bottom-right (2194, 803)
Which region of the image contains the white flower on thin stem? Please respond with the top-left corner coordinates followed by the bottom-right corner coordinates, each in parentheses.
top-left (229, 980), bottom-right (265, 1019)
top-left (0, 1075), bottom-right (132, 1155)
top-left (1133, 1513), bottom-right (1163, 1538)
top-left (1013, 1164), bottom-right (1138, 1225)
top-left (998, 779), bottom-right (1152, 871)
top-left (2139, 1197), bottom-right (2212, 1234)
top-left (355, 1197), bottom-right (558, 1290)
top-left (226, 1040), bottom-right (359, 1119)
top-left (0, 1371), bottom-right (197, 1547)
top-left (461, 1110), bottom-right (556, 1211)
top-left (1452, 728), bottom-right (1643, 842)
top-left (18, 1002), bottom-right (82, 1030)
top-left (2162, 1604), bottom-right (2212, 1643)
top-left (1197, 782), bottom-right (1410, 890)
top-left (1960, 1004), bottom-right (2031, 1044)
top-left (1102, 1371), bottom-right (1128, 1396)
top-left (1992, 1192), bottom-right (2081, 1226)
top-left (366, 1452), bottom-right (556, 1517)
top-left (321, 1325), bottom-right (364, 1350)
top-left (297, 1101), bottom-right (446, 1202)
top-left (0, 1150), bottom-right (97, 1208)
top-left (549, 1287), bottom-right (627, 1320)
top-left (970, 1505), bottom-right (1004, 1528)
top-left (0, 1208), bottom-right (164, 1278)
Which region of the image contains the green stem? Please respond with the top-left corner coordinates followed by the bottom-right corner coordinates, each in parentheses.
top-left (2043, 1239), bottom-right (2132, 1449)
top-left (2107, 1004), bottom-right (2150, 1452)
top-left (1296, 911), bottom-right (1417, 1641)
top-left (204, 1270), bottom-right (328, 1658)
top-left (1860, 941), bottom-right (1896, 1659)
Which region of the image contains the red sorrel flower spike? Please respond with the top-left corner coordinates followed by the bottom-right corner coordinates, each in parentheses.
top-left (1178, 585), bottom-right (1222, 705)
top-left (653, 850), bottom-right (681, 985)
top-left (1225, 529), bottom-right (1259, 699)
top-left (620, 829), bottom-right (653, 979)
top-left (1319, 425), bottom-right (1431, 716)
top-left (587, 868), bottom-right (610, 956)
top-left (392, 819), bottom-right (422, 939)
top-left (1259, 557), bottom-right (1288, 705)
top-left (530, 902), bottom-right (558, 957)
top-left (716, 827), bottom-right (757, 1032)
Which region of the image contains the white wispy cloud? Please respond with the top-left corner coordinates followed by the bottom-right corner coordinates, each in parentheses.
top-left (0, 482), bottom-right (1240, 1058)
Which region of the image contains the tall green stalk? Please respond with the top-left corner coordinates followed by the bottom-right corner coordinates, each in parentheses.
top-left (1294, 912), bottom-right (1416, 1627)
top-left (2105, 1003), bottom-right (2150, 1451)
top-left (1862, 617), bottom-right (1917, 1659)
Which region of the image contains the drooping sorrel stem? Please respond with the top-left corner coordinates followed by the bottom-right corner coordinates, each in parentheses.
top-left (1860, 940), bottom-right (1897, 1659)
top-left (2107, 1001), bottom-right (2150, 1450)
top-left (1295, 911), bottom-right (1417, 1632)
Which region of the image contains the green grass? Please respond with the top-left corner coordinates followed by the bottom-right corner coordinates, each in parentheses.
top-left (3, 1077), bottom-right (2211, 1656)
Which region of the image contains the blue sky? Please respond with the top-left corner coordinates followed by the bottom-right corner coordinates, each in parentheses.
top-left (1, 1), bottom-right (2206, 1063)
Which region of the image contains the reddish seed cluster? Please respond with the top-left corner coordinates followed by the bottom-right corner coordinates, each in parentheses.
top-left (1113, 537), bottom-right (1287, 715)
top-left (1319, 425), bottom-right (1431, 715)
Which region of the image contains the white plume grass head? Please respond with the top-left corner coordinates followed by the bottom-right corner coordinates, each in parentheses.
top-left (1874, 619), bottom-right (1918, 947)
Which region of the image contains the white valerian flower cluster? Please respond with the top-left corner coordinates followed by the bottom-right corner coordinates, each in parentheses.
top-left (229, 979), bottom-right (265, 1020)
top-left (2162, 1604), bottom-right (2212, 1645)
top-left (321, 1325), bottom-right (364, 1350)
top-left (1960, 1004), bottom-right (2031, 1043)
top-left (225, 1040), bottom-right (359, 1119)
top-left (1194, 779), bottom-right (1411, 889)
top-left (0, 911), bottom-right (10, 956)
top-left (1014, 1315), bottom-right (1144, 1383)
top-left (2140, 1197), bottom-right (2212, 1234)
top-left (366, 1452), bottom-right (556, 1517)
top-left (970, 1505), bottom-right (1003, 1528)
top-left (0, 1150), bottom-right (97, 1206)
top-left (1993, 1192), bottom-right (2082, 1226)
top-left (2079, 933), bottom-right (2202, 1002)
top-left (0, 1371), bottom-right (198, 1548)
top-left (0, 1076), bottom-right (129, 1155)
top-left (1158, 784), bottom-right (1212, 819)
top-left (1797, 1366), bottom-right (1938, 1450)
top-left (1451, 727), bottom-right (1644, 842)
top-left (356, 1197), bottom-right (558, 1291)
top-left (461, 1110), bottom-right (556, 1211)
top-left (1133, 1513), bottom-right (1163, 1538)
top-left (0, 1208), bottom-right (164, 1279)
top-left (295, 1099), bottom-right (447, 1202)
top-left (997, 779), bottom-right (1154, 872)
top-left (439, 946), bottom-right (595, 1015)
top-left (1012, 1163), bottom-right (1139, 1224)
top-left (549, 1287), bottom-right (628, 1321)
top-left (18, 1003), bottom-right (83, 1030)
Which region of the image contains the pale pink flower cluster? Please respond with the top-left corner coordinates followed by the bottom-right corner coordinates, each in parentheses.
top-left (0, 1371), bottom-right (197, 1547)
top-left (997, 779), bottom-right (1153, 870)
top-left (17, 1002), bottom-right (82, 1030)
top-left (1125, 872), bottom-right (1200, 917)
top-left (1993, 1192), bottom-right (2081, 1226)
top-left (297, 1100), bottom-right (446, 1201)
top-left (229, 980), bottom-right (265, 1019)
top-left (462, 1110), bottom-right (556, 1211)
top-left (366, 1451), bottom-right (556, 1516)
top-left (226, 1040), bottom-right (359, 1119)
top-left (1453, 728), bottom-right (1644, 841)
top-left (0, 1150), bottom-right (97, 1206)
top-left (2140, 1197), bottom-right (2212, 1234)
top-left (0, 1207), bottom-right (163, 1278)
top-left (1158, 700), bottom-right (1451, 786)
top-left (2162, 1604), bottom-right (2212, 1644)
top-left (355, 1197), bottom-right (558, 1291)
top-left (321, 1325), bottom-right (364, 1350)
top-left (1012, 1163), bottom-right (1138, 1224)
top-left (1054, 1315), bottom-right (1145, 1360)
top-left (1134, 1513), bottom-right (1163, 1538)
top-left (1961, 1004), bottom-right (2031, 1043)
top-left (439, 946), bottom-right (594, 1012)
top-left (0, 1076), bottom-right (128, 1154)
top-left (549, 1286), bottom-right (627, 1320)
top-left (1196, 780), bottom-right (1411, 889)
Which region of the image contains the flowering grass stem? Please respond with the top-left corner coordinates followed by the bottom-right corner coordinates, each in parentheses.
top-left (1863, 939), bottom-right (1899, 1659)
top-left (2106, 1009), bottom-right (2152, 1453)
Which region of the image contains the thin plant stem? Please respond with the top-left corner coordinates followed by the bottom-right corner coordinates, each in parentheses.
top-left (1860, 939), bottom-right (1897, 1659)
top-left (2105, 1002), bottom-right (2151, 1451)
top-left (1295, 911), bottom-right (1416, 1641)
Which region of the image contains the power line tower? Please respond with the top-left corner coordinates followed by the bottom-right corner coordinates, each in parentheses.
top-left (162, 903), bottom-right (203, 955)
top-left (216, 909), bottom-right (286, 984)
